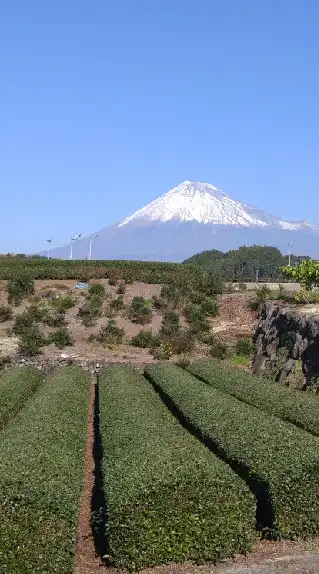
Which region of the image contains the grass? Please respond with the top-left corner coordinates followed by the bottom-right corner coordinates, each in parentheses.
top-left (188, 358), bottom-right (319, 436)
top-left (0, 367), bottom-right (43, 431)
top-left (145, 363), bottom-right (319, 539)
top-left (0, 366), bottom-right (91, 574)
top-left (97, 365), bottom-right (255, 570)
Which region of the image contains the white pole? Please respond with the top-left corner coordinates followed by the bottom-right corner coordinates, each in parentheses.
top-left (88, 234), bottom-right (98, 260)
top-left (288, 241), bottom-right (294, 267)
top-left (69, 242), bottom-right (73, 260)
top-left (47, 239), bottom-right (52, 260)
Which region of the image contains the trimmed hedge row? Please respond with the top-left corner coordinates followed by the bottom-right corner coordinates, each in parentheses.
top-left (98, 365), bottom-right (255, 570)
top-left (188, 359), bottom-right (319, 436)
top-left (145, 363), bottom-right (319, 539)
top-left (0, 258), bottom-right (206, 287)
top-left (0, 367), bottom-right (43, 431)
top-left (0, 366), bottom-right (91, 573)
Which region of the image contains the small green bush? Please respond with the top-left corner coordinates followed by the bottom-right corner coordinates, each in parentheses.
top-left (78, 294), bottom-right (103, 326)
top-left (110, 295), bottom-right (125, 311)
top-left (160, 310), bottom-right (180, 337)
top-left (188, 359), bottom-right (319, 437)
top-left (7, 277), bottom-right (35, 305)
top-left (130, 330), bottom-right (156, 348)
top-left (116, 283), bottom-right (126, 294)
top-left (0, 367), bottom-right (43, 431)
top-left (0, 305), bottom-right (13, 323)
top-left (49, 328), bottom-right (73, 349)
top-left (51, 294), bottom-right (75, 313)
top-left (97, 365), bottom-right (255, 569)
top-left (200, 297), bottom-right (219, 317)
top-left (235, 337), bottom-right (253, 356)
top-left (88, 283), bottom-right (106, 297)
top-left (109, 277), bottom-right (117, 286)
top-left (170, 328), bottom-right (195, 354)
top-left (128, 296), bottom-right (152, 324)
top-left (145, 363), bottom-right (319, 539)
top-left (0, 367), bottom-right (90, 572)
top-left (184, 304), bottom-right (210, 334)
top-left (209, 339), bottom-right (228, 359)
top-left (95, 319), bottom-right (124, 347)
top-left (13, 310), bottom-right (38, 335)
top-left (44, 312), bottom-right (66, 328)
top-left (151, 341), bottom-right (172, 360)
top-left (18, 324), bottom-right (46, 356)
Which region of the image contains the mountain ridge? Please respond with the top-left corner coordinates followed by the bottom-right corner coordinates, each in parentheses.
top-left (43, 180), bottom-right (319, 261)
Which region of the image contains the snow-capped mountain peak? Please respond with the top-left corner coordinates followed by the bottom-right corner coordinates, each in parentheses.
top-left (118, 180), bottom-right (309, 230)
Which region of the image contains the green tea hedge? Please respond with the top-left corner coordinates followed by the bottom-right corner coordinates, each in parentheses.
top-left (0, 367), bottom-right (43, 431)
top-left (0, 366), bottom-right (90, 574)
top-left (145, 363), bottom-right (319, 539)
top-left (98, 365), bottom-right (255, 570)
top-left (188, 359), bottom-right (319, 436)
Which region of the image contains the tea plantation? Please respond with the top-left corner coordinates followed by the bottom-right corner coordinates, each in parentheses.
top-left (1, 360), bottom-right (319, 572)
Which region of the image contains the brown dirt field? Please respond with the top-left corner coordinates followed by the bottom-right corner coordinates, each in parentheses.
top-left (0, 281), bottom-right (258, 362)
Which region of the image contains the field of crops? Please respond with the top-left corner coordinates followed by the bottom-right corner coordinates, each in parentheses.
top-left (1, 360), bottom-right (319, 573)
top-left (0, 257), bottom-right (207, 287)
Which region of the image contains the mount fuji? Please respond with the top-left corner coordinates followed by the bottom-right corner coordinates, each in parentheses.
top-left (47, 181), bottom-right (319, 261)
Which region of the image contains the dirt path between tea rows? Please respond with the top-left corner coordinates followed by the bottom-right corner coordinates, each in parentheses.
top-left (74, 381), bottom-right (319, 574)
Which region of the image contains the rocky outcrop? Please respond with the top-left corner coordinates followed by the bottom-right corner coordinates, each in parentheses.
top-left (252, 302), bottom-right (319, 388)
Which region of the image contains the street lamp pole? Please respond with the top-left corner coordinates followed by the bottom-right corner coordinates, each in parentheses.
top-left (69, 234), bottom-right (81, 260)
top-left (288, 241), bottom-right (294, 267)
top-left (46, 239), bottom-right (52, 260)
top-left (88, 234), bottom-right (98, 260)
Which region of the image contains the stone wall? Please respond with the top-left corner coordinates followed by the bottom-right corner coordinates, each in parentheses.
top-left (252, 302), bottom-right (319, 389)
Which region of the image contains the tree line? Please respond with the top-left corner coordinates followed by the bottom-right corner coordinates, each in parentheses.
top-left (183, 245), bottom-right (310, 282)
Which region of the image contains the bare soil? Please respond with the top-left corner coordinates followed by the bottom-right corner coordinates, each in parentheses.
top-left (0, 281), bottom-right (258, 363)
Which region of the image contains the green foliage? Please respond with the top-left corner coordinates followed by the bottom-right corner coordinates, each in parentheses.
top-left (145, 363), bottom-right (319, 538)
top-left (110, 295), bottom-right (125, 311)
top-left (88, 282), bottom-right (106, 297)
top-left (18, 324), bottom-right (46, 356)
top-left (44, 311), bottom-right (66, 328)
top-left (199, 297), bottom-right (219, 317)
top-left (160, 310), bottom-right (180, 337)
top-left (108, 277), bottom-right (117, 286)
top-left (78, 292), bottom-right (103, 326)
top-left (48, 328), bottom-right (73, 349)
top-left (280, 259), bottom-right (319, 290)
top-left (0, 305), bottom-right (13, 323)
top-left (170, 328), bottom-right (196, 355)
top-left (151, 341), bottom-right (172, 360)
top-left (184, 304), bottom-right (210, 334)
top-left (116, 283), bottom-right (126, 294)
top-left (0, 367), bottom-right (43, 431)
top-left (130, 329), bottom-right (156, 348)
top-left (97, 365), bottom-right (255, 570)
top-left (128, 296), bottom-right (152, 324)
top-left (95, 319), bottom-right (124, 347)
top-left (235, 337), bottom-right (253, 356)
top-left (188, 359), bottom-right (319, 437)
top-left (50, 294), bottom-right (75, 312)
top-left (7, 277), bottom-right (35, 305)
top-left (13, 309), bottom-right (40, 335)
top-left (209, 338), bottom-right (228, 359)
top-left (0, 367), bottom-right (90, 573)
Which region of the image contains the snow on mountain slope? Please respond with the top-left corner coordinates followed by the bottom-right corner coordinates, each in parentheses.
top-left (119, 180), bottom-right (313, 230)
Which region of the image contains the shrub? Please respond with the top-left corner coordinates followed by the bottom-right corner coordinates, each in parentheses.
top-left (51, 294), bottom-right (75, 313)
top-left (174, 355), bottom-right (191, 369)
top-left (160, 310), bottom-right (180, 337)
top-left (209, 339), bottom-right (228, 359)
top-left (95, 319), bottom-right (124, 347)
top-left (188, 359), bottom-right (319, 437)
top-left (128, 296), bottom-right (152, 324)
top-left (110, 295), bottom-right (125, 311)
top-left (0, 367), bottom-right (90, 572)
top-left (108, 277), bottom-right (117, 286)
top-left (0, 305), bottom-right (13, 323)
top-left (116, 283), bottom-right (126, 294)
top-left (7, 277), bottom-right (35, 305)
top-left (130, 330), bottom-right (156, 348)
top-left (49, 328), bottom-right (73, 349)
top-left (145, 363), bottom-right (319, 538)
top-left (200, 297), bottom-right (219, 317)
top-left (88, 282), bottom-right (106, 297)
top-left (184, 304), bottom-right (210, 334)
top-left (170, 328), bottom-right (195, 354)
top-left (0, 367), bottom-right (43, 431)
top-left (78, 294), bottom-right (103, 326)
top-left (151, 341), bottom-right (172, 360)
top-left (44, 311), bottom-right (66, 328)
top-left (200, 270), bottom-right (223, 297)
top-left (18, 324), bottom-right (46, 356)
top-left (97, 365), bottom-right (255, 569)
top-left (235, 337), bottom-right (253, 356)
top-left (248, 299), bottom-right (260, 311)
top-left (12, 310), bottom-right (38, 335)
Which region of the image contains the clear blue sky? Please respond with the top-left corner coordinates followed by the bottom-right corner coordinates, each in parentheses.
top-left (1, 0), bottom-right (319, 253)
